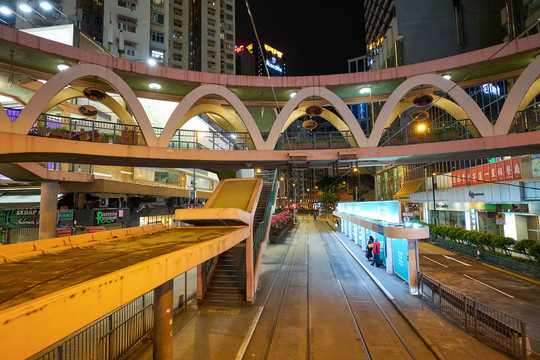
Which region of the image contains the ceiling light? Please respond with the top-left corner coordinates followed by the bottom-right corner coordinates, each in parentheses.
top-left (148, 82), bottom-right (161, 90)
top-left (57, 64), bottom-right (70, 71)
top-left (290, 92), bottom-right (297, 98)
top-left (0, 6), bottom-right (12, 15)
top-left (19, 4), bottom-right (32, 13)
top-left (442, 74), bottom-right (451, 80)
top-left (359, 87), bottom-right (371, 94)
top-left (147, 58), bottom-right (157, 66)
top-left (39, 1), bottom-right (53, 11)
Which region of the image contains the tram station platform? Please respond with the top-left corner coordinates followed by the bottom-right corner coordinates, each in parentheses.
top-left (128, 217), bottom-right (511, 360)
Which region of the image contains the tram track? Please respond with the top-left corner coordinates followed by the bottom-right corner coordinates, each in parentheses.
top-left (242, 216), bottom-right (437, 359)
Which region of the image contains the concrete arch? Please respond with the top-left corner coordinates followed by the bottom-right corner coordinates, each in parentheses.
top-left (158, 84), bottom-right (264, 148)
top-left (494, 55), bottom-right (540, 134)
top-left (13, 64), bottom-right (158, 147)
top-left (0, 103), bottom-right (10, 128)
top-left (266, 87), bottom-right (367, 150)
top-left (284, 107), bottom-right (359, 147)
top-left (368, 74), bottom-right (494, 147)
top-left (180, 104), bottom-right (247, 133)
top-left (44, 87), bottom-right (136, 125)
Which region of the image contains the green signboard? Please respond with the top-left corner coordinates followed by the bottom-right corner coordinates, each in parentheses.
top-left (58, 211), bottom-right (73, 221)
top-left (0, 208), bottom-right (40, 228)
top-left (95, 210), bottom-right (118, 225)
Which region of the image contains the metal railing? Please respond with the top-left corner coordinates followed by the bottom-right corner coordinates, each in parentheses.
top-left (97, 304), bottom-right (154, 360)
top-left (418, 272), bottom-right (537, 359)
top-left (32, 291), bottom-right (154, 360)
top-left (253, 170), bottom-right (278, 267)
top-left (379, 119), bottom-right (473, 146)
top-left (275, 131), bottom-right (353, 150)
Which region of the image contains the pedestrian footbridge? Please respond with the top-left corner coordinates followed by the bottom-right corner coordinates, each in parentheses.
top-left (0, 176), bottom-right (276, 359)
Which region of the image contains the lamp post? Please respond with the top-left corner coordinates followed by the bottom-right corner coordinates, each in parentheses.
top-left (0, 6), bottom-right (35, 26)
top-left (432, 172), bottom-right (438, 226)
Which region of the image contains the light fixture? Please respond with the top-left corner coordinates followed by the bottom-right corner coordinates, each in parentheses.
top-left (148, 82), bottom-right (161, 90)
top-left (353, 167), bottom-right (358, 172)
top-left (280, 177), bottom-right (284, 181)
top-left (147, 58), bottom-right (157, 66)
top-left (39, 1), bottom-right (53, 11)
top-left (57, 64), bottom-right (70, 71)
top-left (19, 4), bottom-right (31, 13)
top-left (256, 168), bottom-right (261, 174)
top-left (0, 6), bottom-right (13, 15)
top-left (417, 123), bottom-right (427, 132)
top-left (442, 74), bottom-right (451, 80)
top-left (290, 92), bottom-right (297, 98)
top-left (359, 87), bottom-right (371, 94)
top-left (231, 134), bottom-right (236, 139)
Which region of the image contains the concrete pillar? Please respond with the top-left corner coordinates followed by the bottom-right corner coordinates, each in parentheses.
top-left (153, 279), bottom-right (173, 360)
top-left (39, 181), bottom-right (59, 240)
top-left (246, 235), bottom-right (254, 302)
top-left (407, 239), bottom-right (420, 295)
top-left (236, 169), bottom-right (254, 178)
top-left (77, 193), bottom-right (86, 209)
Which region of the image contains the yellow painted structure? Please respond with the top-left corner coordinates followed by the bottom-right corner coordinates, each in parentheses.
top-left (0, 223), bottom-right (250, 359)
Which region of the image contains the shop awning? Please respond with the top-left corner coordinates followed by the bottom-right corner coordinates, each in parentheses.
top-left (393, 179), bottom-right (424, 200)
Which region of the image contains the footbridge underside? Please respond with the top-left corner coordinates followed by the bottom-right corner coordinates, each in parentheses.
top-left (0, 224), bottom-right (249, 360)
top-left (0, 132), bottom-right (539, 169)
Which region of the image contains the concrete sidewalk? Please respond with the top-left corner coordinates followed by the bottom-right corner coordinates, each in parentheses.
top-left (331, 229), bottom-right (512, 360)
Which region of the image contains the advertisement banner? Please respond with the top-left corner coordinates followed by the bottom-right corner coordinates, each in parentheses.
top-left (471, 167), bottom-right (478, 185)
top-left (504, 159), bottom-right (513, 181)
top-left (452, 171), bottom-right (457, 187)
top-left (0, 208), bottom-right (40, 228)
top-left (489, 163), bottom-right (497, 183)
top-left (465, 168), bottom-right (471, 185)
top-left (58, 211), bottom-right (73, 221)
top-left (392, 238), bottom-right (409, 282)
top-left (483, 164), bottom-right (490, 183)
top-left (456, 171), bottom-right (462, 186)
top-left (477, 166), bottom-right (484, 184)
top-left (512, 158), bottom-right (522, 180)
top-left (86, 227), bottom-right (105, 233)
top-left (532, 155), bottom-right (540, 178)
top-left (461, 169), bottom-right (467, 186)
top-left (496, 161), bottom-right (505, 182)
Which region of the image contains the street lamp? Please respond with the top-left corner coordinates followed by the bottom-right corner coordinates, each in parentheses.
top-left (432, 172), bottom-right (438, 226)
top-left (0, 6), bottom-right (34, 26)
top-left (39, 1), bottom-right (70, 20)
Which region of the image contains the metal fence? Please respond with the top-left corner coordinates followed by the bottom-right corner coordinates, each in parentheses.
top-left (418, 272), bottom-right (536, 359)
top-left (31, 291), bottom-right (154, 360)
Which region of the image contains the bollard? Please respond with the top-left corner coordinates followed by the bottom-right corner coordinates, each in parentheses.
top-left (476, 250), bottom-right (481, 259)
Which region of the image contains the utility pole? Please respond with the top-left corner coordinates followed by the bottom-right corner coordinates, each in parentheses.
top-left (432, 173), bottom-right (438, 226)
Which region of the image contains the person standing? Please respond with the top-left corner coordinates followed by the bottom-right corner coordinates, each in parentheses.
top-left (371, 237), bottom-right (381, 267)
top-left (366, 236), bottom-right (374, 261)
top-left (313, 213), bottom-right (317, 222)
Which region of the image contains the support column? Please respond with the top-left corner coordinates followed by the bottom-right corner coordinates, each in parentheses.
top-left (246, 235), bottom-right (254, 302)
top-left (407, 239), bottom-right (420, 295)
top-left (39, 181), bottom-right (59, 240)
top-left (153, 279), bottom-right (173, 360)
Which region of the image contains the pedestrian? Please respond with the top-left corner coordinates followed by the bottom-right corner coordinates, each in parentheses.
top-left (371, 237), bottom-right (381, 267)
top-left (366, 236), bottom-right (374, 261)
top-left (335, 219), bottom-right (339, 231)
top-left (313, 213), bottom-right (317, 222)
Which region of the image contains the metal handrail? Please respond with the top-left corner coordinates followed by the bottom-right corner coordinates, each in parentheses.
top-left (253, 170), bottom-right (278, 267)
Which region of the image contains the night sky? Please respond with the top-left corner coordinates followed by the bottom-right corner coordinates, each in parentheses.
top-left (235, 1), bottom-right (366, 76)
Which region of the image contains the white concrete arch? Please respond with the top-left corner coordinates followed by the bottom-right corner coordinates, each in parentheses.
top-left (494, 55), bottom-right (540, 135)
top-left (13, 64), bottom-right (158, 147)
top-left (265, 87), bottom-right (367, 150)
top-left (158, 84), bottom-right (264, 148)
top-left (181, 104), bottom-right (247, 133)
top-left (368, 74), bottom-right (494, 147)
top-left (0, 103), bottom-right (11, 128)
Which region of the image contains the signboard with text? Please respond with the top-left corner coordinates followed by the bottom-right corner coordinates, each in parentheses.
top-left (451, 158), bottom-right (523, 188)
top-left (94, 210), bottom-right (118, 225)
top-left (56, 228), bottom-right (73, 237)
top-left (392, 238), bottom-right (409, 282)
top-left (0, 208), bottom-right (40, 228)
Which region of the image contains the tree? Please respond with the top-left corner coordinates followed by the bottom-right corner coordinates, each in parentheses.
top-left (528, 243), bottom-right (540, 263)
top-left (514, 239), bottom-right (538, 260)
top-left (319, 190), bottom-right (340, 211)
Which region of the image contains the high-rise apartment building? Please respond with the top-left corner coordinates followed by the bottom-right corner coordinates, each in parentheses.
top-left (9, 0), bottom-right (235, 74)
top-left (364, 0), bottom-right (505, 70)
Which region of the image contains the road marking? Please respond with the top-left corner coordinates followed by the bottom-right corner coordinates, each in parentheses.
top-left (463, 274), bottom-right (514, 298)
top-left (422, 255), bottom-right (448, 268)
top-left (443, 255), bottom-right (471, 266)
top-left (234, 306), bottom-right (264, 360)
top-left (481, 263), bottom-right (540, 286)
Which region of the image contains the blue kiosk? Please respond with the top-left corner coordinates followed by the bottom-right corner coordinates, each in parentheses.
top-left (333, 201), bottom-right (429, 294)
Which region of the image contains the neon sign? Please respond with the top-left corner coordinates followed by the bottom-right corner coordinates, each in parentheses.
top-left (265, 57), bottom-right (283, 73)
top-left (264, 44), bottom-right (283, 58)
top-left (95, 210), bottom-right (118, 225)
top-left (235, 45), bottom-right (244, 53)
top-left (482, 83), bottom-right (501, 96)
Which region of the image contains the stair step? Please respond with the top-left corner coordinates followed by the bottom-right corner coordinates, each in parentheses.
top-left (207, 286), bottom-right (245, 294)
top-left (201, 299), bottom-right (250, 307)
top-left (205, 292), bottom-right (245, 300)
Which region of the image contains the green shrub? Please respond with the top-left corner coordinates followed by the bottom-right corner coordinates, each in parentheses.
top-left (492, 236), bottom-right (515, 255)
top-left (528, 243), bottom-right (540, 263)
top-left (514, 239), bottom-right (537, 257)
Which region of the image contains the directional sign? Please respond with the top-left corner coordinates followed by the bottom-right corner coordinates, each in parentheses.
top-left (495, 213), bottom-right (505, 225)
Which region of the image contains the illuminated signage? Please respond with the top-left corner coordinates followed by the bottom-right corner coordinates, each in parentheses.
top-left (246, 44), bottom-right (253, 54)
top-left (482, 83), bottom-right (501, 96)
top-left (0, 208), bottom-right (40, 228)
top-left (367, 36), bottom-right (384, 51)
top-left (264, 44), bottom-right (283, 58)
top-left (235, 45), bottom-right (245, 53)
top-left (265, 57), bottom-right (283, 73)
top-left (95, 210), bottom-right (118, 225)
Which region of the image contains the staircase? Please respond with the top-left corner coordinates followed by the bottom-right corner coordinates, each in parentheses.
top-left (202, 182), bottom-right (273, 306)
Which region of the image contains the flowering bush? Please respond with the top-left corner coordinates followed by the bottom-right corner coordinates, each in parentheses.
top-left (270, 210), bottom-right (292, 234)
